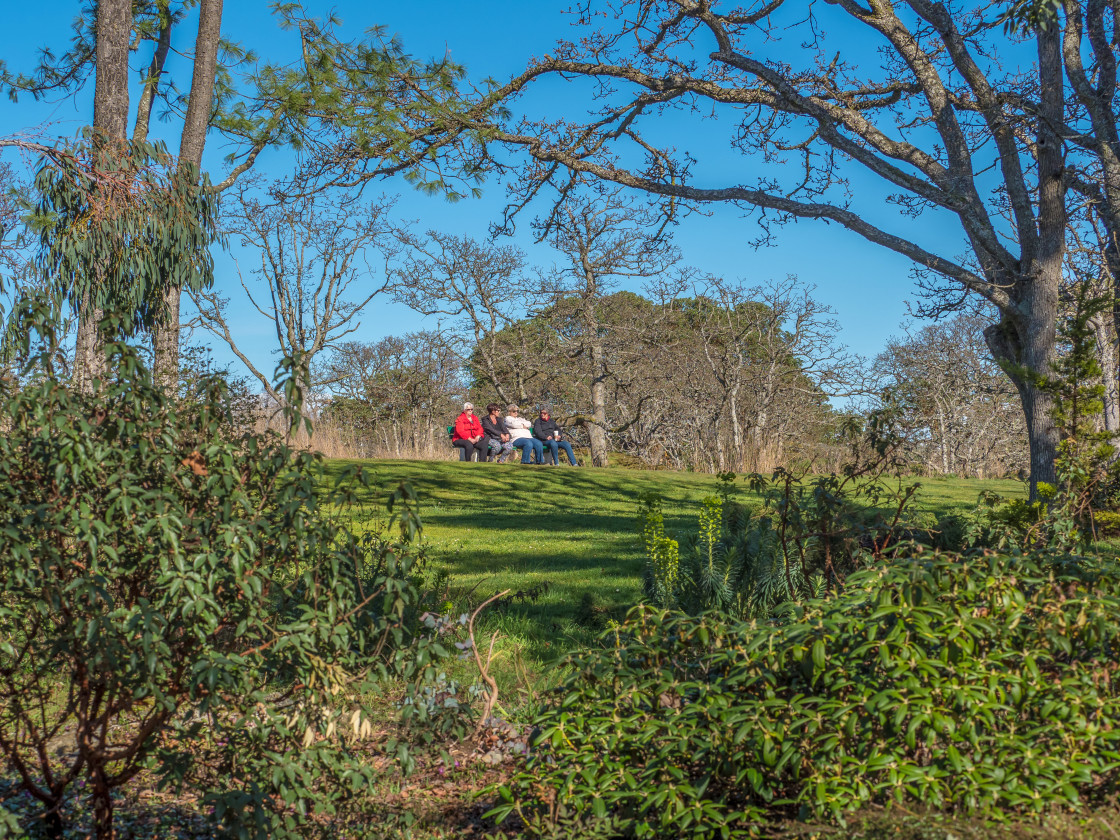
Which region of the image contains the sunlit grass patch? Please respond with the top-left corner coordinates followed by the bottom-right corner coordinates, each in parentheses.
top-left (322, 459), bottom-right (1024, 667)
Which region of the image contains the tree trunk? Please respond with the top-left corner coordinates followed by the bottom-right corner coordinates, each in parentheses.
top-left (935, 403), bottom-right (950, 475)
top-left (986, 284), bottom-right (1061, 498)
top-left (1023, 369), bottom-right (1060, 493)
top-left (986, 296), bottom-right (1061, 499)
top-left (153, 284), bottom-right (183, 393)
top-left (477, 337), bottom-right (514, 406)
top-left (73, 291), bottom-right (102, 395)
top-left (749, 416), bottom-right (767, 473)
top-left (132, 3), bottom-right (172, 146)
top-left (153, 0), bottom-right (224, 389)
top-left (93, 1), bottom-right (130, 148)
top-left (37, 789), bottom-right (66, 840)
top-left (752, 375), bottom-right (777, 472)
top-left (91, 764), bottom-right (113, 840)
top-left (1090, 314), bottom-right (1120, 432)
top-left (1029, 22), bottom-right (1066, 495)
top-left (984, 25), bottom-right (1066, 500)
top-left (588, 335), bottom-right (610, 467)
top-left (728, 387), bottom-right (743, 472)
top-left (74, 0), bottom-right (131, 391)
top-left (1107, 241), bottom-right (1120, 434)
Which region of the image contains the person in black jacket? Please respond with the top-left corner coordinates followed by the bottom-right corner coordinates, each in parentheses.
top-left (532, 408), bottom-right (579, 466)
top-left (481, 403), bottom-right (514, 463)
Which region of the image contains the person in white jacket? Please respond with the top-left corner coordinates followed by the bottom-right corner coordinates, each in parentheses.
top-left (504, 404), bottom-right (544, 464)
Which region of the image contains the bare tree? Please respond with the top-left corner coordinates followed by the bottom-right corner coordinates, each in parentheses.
top-left (537, 189), bottom-right (687, 466)
top-left (876, 314), bottom-right (1028, 477)
top-left (317, 331), bottom-right (463, 458)
top-left (619, 313), bottom-right (727, 470)
top-left (191, 184), bottom-right (393, 404)
top-left (389, 231), bottom-right (548, 406)
top-left (460, 0), bottom-right (1080, 496)
top-left (687, 275), bottom-right (861, 471)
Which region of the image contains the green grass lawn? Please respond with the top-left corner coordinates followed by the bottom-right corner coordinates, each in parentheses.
top-left (325, 459), bottom-right (1024, 670)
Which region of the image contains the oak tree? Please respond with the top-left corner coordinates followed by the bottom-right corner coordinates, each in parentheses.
top-left (470, 0), bottom-right (1079, 495)
top-left (686, 276), bottom-right (860, 471)
top-left (875, 314), bottom-right (1029, 477)
top-left (318, 331), bottom-right (464, 458)
top-left (536, 189), bottom-right (687, 466)
top-left (389, 231), bottom-right (549, 407)
top-left (191, 182), bottom-right (394, 406)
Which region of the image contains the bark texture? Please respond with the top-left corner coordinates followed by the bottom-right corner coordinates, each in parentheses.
top-left (74, 0), bottom-right (131, 393)
top-left (153, 0), bottom-right (224, 389)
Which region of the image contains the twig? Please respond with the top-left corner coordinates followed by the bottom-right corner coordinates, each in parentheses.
top-left (467, 589), bottom-right (510, 731)
top-left (1098, 817), bottom-right (1120, 840)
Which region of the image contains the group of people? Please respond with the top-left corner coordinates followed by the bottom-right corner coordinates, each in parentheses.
top-left (452, 402), bottom-right (580, 466)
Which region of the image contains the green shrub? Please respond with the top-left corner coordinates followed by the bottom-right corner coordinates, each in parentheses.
top-left (1094, 511), bottom-right (1120, 539)
top-left (967, 489), bottom-right (1051, 550)
top-left (488, 550), bottom-right (1120, 837)
top-left (638, 491), bottom-right (680, 608)
top-left (931, 512), bottom-right (970, 552)
top-left (0, 302), bottom-right (460, 840)
top-left (639, 470), bottom-right (921, 618)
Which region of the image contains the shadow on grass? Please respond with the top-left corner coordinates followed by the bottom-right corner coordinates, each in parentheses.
top-left (324, 459), bottom-right (1026, 659)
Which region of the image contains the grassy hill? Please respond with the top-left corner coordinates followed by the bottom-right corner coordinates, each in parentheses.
top-left (325, 459), bottom-right (1023, 667)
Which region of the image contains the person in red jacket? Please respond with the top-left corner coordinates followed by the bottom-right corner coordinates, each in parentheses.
top-left (452, 402), bottom-right (486, 461)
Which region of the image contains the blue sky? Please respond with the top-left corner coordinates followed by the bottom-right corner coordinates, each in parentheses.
top-left (0, 2), bottom-right (970, 383)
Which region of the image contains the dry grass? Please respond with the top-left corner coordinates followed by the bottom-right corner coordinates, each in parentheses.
top-left (250, 408), bottom-right (457, 461)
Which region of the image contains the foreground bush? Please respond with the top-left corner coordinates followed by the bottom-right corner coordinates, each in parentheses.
top-left (640, 465), bottom-right (923, 618)
top-left (0, 308), bottom-right (454, 840)
top-left (490, 551), bottom-right (1120, 837)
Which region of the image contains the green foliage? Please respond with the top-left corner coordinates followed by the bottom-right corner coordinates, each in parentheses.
top-left (968, 491), bottom-right (1051, 550)
top-left (715, 470), bottom-right (737, 505)
top-left (489, 551), bottom-right (1120, 837)
top-left (27, 134), bottom-right (218, 335)
top-left (640, 468), bottom-right (922, 618)
top-left (236, 7), bottom-right (495, 199)
top-left (638, 491), bottom-right (680, 609)
top-left (976, 292), bottom-right (1120, 550)
top-left (930, 512), bottom-right (970, 552)
top-left (0, 10), bottom-right (93, 103)
top-left (1001, 0), bottom-right (1061, 33)
top-left (1094, 511), bottom-right (1120, 538)
top-left (312, 456), bottom-right (1020, 673)
top-left (0, 298), bottom-right (459, 840)
top-left (690, 495), bottom-right (730, 607)
top-left (2, 6), bottom-right (495, 200)
top-left (1039, 293), bottom-right (1120, 535)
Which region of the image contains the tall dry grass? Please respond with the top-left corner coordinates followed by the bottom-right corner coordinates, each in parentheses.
top-left (250, 405), bottom-right (456, 461)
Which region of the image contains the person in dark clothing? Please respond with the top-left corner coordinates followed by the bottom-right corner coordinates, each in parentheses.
top-left (481, 403), bottom-right (514, 463)
top-left (532, 408), bottom-right (579, 466)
